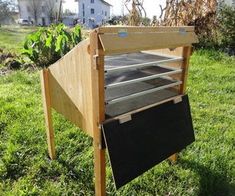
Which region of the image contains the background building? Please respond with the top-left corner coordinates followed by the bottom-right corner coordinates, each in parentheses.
top-left (18, 0), bottom-right (61, 26)
top-left (77, 0), bottom-right (111, 28)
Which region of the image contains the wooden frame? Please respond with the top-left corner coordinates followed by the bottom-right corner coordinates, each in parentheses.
top-left (40, 26), bottom-right (198, 195)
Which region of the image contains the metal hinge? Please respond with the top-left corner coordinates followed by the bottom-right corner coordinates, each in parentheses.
top-left (179, 28), bottom-right (187, 35)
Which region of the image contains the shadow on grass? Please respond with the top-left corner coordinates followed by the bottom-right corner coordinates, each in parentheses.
top-left (178, 159), bottom-right (235, 196)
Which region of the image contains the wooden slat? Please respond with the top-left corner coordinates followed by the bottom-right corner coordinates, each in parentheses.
top-left (40, 69), bottom-right (56, 159)
top-left (99, 32), bottom-right (198, 55)
top-left (97, 26), bottom-right (195, 34)
top-left (48, 39), bottom-right (95, 137)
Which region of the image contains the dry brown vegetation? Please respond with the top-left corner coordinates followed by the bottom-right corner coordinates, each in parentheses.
top-left (159, 0), bottom-right (218, 45)
top-left (125, 0), bottom-right (219, 47)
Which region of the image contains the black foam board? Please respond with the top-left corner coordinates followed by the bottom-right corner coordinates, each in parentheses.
top-left (102, 95), bottom-right (195, 189)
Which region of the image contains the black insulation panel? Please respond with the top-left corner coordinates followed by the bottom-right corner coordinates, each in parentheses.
top-left (102, 95), bottom-right (195, 189)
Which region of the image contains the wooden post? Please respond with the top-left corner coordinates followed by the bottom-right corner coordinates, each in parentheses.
top-left (180, 46), bottom-right (192, 94)
top-left (40, 69), bottom-right (56, 160)
top-left (168, 46), bottom-right (192, 163)
top-left (90, 30), bottom-right (106, 196)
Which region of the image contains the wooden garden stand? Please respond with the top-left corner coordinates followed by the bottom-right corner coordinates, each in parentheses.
top-left (40, 26), bottom-right (198, 196)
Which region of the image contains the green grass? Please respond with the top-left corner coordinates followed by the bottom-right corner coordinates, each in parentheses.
top-left (0, 50), bottom-right (234, 195)
top-left (0, 26), bottom-right (37, 53)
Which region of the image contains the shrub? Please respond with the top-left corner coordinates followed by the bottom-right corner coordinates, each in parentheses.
top-left (217, 4), bottom-right (235, 54)
top-left (22, 24), bottom-right (82, 67)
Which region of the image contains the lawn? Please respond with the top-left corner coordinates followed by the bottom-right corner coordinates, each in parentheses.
top-left (0, 27), bottom-right (234, 195)
top-left (0, 26), bottom-right (37, 53)
top-left (0, 49), bottom-right (234, 195)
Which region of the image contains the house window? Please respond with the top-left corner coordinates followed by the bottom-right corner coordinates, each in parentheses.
top-left (82, 3), bottom-right (85, 9)
top-left (91, 0), bottom-right (94, 3)
top-left (102, 10), bottom-right (103, 14)
top-left (83, 18), bottom-right (85, 24)
top-left (91, 8), bottom-right (95, 14)
top-left (83, 11), bottom-right (85, 17)
top-left (105, 11), bottom-right (107, 16)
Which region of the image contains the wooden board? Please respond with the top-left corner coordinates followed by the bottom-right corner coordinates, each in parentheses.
top-left (48, 39), bottom-right (96, 137)
top-left (99, 32), bottom-right (198, 55)
top-left (97, 26), bottom-right (195, 34)
top-left (102, 95), bottom-right (195, 189)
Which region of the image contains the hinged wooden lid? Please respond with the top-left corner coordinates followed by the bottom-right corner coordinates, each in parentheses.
top-left (97, 26), bottom-right (198, 55)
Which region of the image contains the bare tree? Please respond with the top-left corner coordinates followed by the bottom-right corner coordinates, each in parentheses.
top-left (0, 0), bottom-right (15, 23)
top-left (158, 0), bottom-right (217, 27)
top-left (156, 0), bottom-right (218, 45)
top-left (27, 0), bottom-right (42, 25)
top-left (124, 0), bottom-right (147, 25)
top-left (56, 0), bottom-right (63, 23)
top-left (45, 0), bottom-right (57, 24)
top-left (136, 0), bottom-right (146, 18)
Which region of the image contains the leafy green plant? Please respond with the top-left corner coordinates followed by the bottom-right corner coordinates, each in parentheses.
top-left (22, 24), bottom-right (82, 67)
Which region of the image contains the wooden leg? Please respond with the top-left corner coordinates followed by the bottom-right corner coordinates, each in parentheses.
top-left (168, 47), bottom-right (192, 164)
top-left (40, 69), bottom-right (56, 160)
top-left (168, 47), bottom-right (192, 163)
top-left (93, 141), bottom-right (106, 196)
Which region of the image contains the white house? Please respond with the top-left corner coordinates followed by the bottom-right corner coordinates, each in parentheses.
top-left (77, 0), bottom-right (111, 28)
top-left (17, 0), bottom-right (61, 26)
